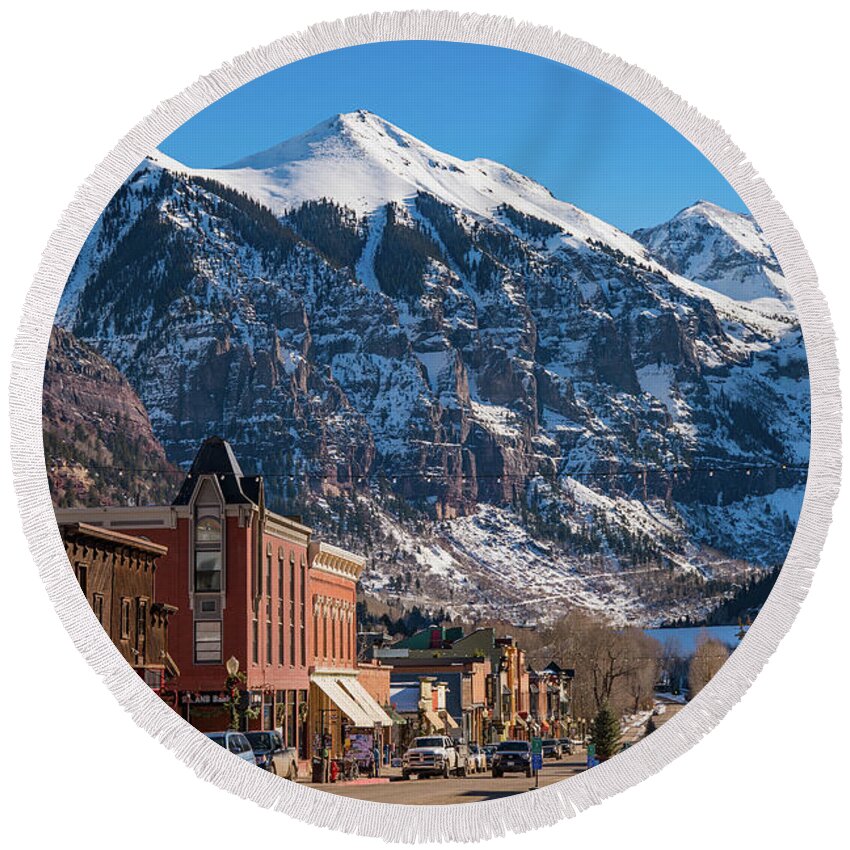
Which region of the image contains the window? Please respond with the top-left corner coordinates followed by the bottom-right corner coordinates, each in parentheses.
top-left (289, 552), bottom-right (296, 667)
top-left (286, 691), bottom-right (297, 749)
top-left (323, 614), bottom-right (328, 658)
top-left (136, 598), bottom-right (148, 658)
top-left (266, 553), bottom-right (272, 597)
top-left (120, 598), bottom-right (132, 640)
top-left (74, 563), bottom-right (88, 597)
top-left (194, 620), bottom-right (222, 663)
top-left (228, 733), bottom-right (250, 754)
top-left (278, 601), bottom-right (284, 665)
top-left (331, 616), bottom-right (336, 660)
top-left (195, 516), bottom-right (221, 545)
top-left (278, 550), bottom-right (285, 665)
top-left (194, 551), bottom-right (222, 592)
top-left (297, 690), bottom-right (308, 758)
top-left (252, 601), bottom-right (259, 664)
top-left (194, 515), bottom-right (222, 592)
top-left (92, 593), bottom-right (104, 624)
top-left (266, 599), bottom-right (272, 664)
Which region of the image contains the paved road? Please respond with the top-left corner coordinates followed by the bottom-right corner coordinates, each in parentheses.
top-left (302, 751), bottom-right (587, 805)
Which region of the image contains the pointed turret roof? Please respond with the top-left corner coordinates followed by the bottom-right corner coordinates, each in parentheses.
top-left (172, 436), bottom-right (262, 506)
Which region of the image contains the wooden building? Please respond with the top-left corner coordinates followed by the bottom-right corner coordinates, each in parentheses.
top-left (59, 522), bottom-right (178, 691)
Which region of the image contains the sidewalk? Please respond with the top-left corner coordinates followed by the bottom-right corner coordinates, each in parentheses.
top-left (298, 764), bottom-right (401, 788)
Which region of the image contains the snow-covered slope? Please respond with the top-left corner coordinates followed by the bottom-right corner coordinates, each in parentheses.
top-left (52, 111), bottom-right (810, 626)
top-left (152, 112), bottom-right (668, 281)
top-left (634, 200), bottom-right (793, 313)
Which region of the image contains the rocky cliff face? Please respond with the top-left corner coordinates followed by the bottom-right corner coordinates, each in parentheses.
top-left (43, 325), bottom-right (178, 506)
top-left (48, 112), bottom-right (810, 625)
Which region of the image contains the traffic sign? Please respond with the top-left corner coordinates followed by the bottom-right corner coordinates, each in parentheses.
top-left (531, 736), bottom-right (542, 754)
top-left (531, 753), bottom-right (543, 771)
top-left (586, 742), bottom-right (596, 759)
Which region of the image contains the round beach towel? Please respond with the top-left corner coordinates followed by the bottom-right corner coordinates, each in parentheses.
top-left (10, 10), bottom-right (840, 842)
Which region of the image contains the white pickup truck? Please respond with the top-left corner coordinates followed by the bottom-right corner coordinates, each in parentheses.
top-left (401, 735), bottom-right (469, 779)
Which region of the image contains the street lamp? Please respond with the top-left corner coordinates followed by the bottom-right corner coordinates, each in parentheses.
top-left (225, 656), bottom-right (240, 677)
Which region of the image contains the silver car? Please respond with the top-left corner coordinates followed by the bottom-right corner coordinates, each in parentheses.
top-left (205, 731), bottom-right (256, 765)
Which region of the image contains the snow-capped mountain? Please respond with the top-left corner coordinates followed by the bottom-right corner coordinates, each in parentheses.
top-left (51, 111), bottom-right (810, 625)
top-left (156, 109), bottom-right (633, 242)
top-left (633, 200), bottom-right (792, 314)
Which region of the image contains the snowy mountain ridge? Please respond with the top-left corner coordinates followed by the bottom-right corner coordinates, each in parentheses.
top-left (634, 199), bottom-right (792, 313)
top-left (152, 110), bottom-right (794, 331)
top-left (51, 110), bottom-right (810, 626)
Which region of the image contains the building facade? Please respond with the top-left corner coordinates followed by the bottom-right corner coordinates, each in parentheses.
top-left (57, 437), bottom-right (313, 751)
top-left (307, 541), bottom-right (392, 759)
top-left (56, 436), bottom-right (391, 765)
top-left (59, 522), bottom-right (178, 692)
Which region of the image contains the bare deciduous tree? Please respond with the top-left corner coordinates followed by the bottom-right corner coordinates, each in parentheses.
top-left (688, 635), bottom-right (730, 697)
top-left (527, 610), bottom-right (663, 718)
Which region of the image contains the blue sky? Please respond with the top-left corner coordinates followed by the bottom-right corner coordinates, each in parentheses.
top-left (160, 41), bottom-right (747, 232)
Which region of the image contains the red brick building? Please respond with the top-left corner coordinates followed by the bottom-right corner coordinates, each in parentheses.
top-left (307, 541), bottom-right (392, 758)
top-left (56, 436), bottom-right (390, 762)
top-left (56, 437), bottom-right (312, 751)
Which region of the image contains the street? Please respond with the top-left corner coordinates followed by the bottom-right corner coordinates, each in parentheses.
top-left (301, 749), bottom-right (588, 804)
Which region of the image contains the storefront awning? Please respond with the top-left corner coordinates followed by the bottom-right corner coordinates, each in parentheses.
top-left (514, 715), bottom-right (528, 729)
top-left (311, 674), bottom-right (374, 728)
top-left (423, 708), bottom-right (445, 731)
top-left (442, 711), bottom-right (459, 729)
top-left (339, 677), bottom-right (393, 728)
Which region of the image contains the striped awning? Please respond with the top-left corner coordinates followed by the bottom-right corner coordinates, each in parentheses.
top-left (339, 677), bottom-right (393, 728)
top-left (311, 674), bottom-right (374, 728)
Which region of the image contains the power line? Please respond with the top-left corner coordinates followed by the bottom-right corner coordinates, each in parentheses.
top-left (47, 461), bottom-right (809, 481)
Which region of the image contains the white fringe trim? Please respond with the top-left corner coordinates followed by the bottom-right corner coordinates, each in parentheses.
top-left (8, 10), bottom-right (841, 842)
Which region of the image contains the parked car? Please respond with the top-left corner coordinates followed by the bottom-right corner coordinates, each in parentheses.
top-left (491, 739), bottom-right (532, 778)
top-left (558, 737), bottom-right (573, 755)
top-left (402, 735), bottom-right (465, 779)
top-left (245, 730), bottom-right (299, 779)
top-left (453, 739), bottom-right (471, 777)
top-left (205, 731), bottom-right (256, 765)
top-left (468, 743), bottom-right (487, 773)
top-left (541, 738), bottom-right (563, 760)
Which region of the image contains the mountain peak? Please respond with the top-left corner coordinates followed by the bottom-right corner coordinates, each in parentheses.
top-left (634, 198), bottom-right (790, 310)
top-left (221, 109), bottom-right (418, 171)
top-left (676, 199), bottom-right (752, 227)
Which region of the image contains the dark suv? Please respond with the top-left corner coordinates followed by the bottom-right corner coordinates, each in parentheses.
top-left (491, 739), bottom-right (532, 777)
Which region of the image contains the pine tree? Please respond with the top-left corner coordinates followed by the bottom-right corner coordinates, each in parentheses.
top-left (591, 703), bottom-right (621, 761)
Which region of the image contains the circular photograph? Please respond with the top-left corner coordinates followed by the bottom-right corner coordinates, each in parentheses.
top-left (46, 40), bottom-right (809, 804)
